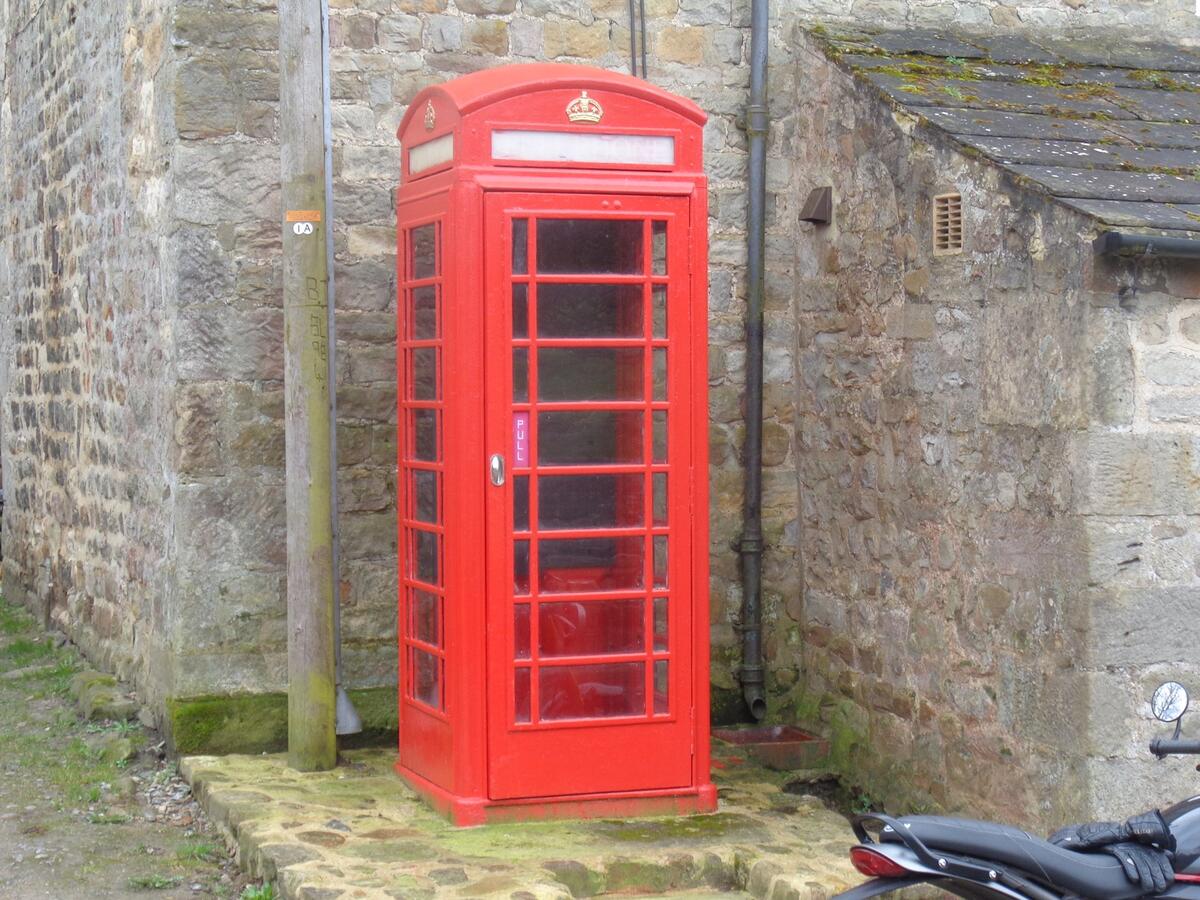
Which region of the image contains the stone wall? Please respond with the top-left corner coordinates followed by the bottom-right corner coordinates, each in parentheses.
top-left (785, 28), bottom-right (1200, 827)
top-left (0, 0), bottom-right (177, 702)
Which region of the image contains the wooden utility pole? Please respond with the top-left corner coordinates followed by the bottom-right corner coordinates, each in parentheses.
top-left (280, 0), bottom-right (336, 771)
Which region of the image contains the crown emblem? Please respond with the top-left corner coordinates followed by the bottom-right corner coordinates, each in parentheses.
top-left (566, 91), bottom-right (603, 124)
top-left (424, 100), bottom-right (436, 131)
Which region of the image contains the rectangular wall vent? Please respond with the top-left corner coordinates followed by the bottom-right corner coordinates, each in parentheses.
top-left (933, 192), bottom-right (963, 255)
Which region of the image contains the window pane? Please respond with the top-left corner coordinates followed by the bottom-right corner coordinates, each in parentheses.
top-left (536, 284), bottom-right (643, 339)
top-left (652, 221), bottom-right (667, 275)
top-left (414, 589), bottom-right (439, 646)
top-left (515, 667), bottom-right (531, 724)
top-left (539, 536), bottom-right (644, 593)
top-left (654, 660), bottom-right (668, 715)
top-left (513, 283), bottom-right (529, 338)
top-left (539, 600), bottom-right (644, 657)
top-left (411, 285), bottom-right (437, 340)
top-left (514, 539), bottom-right (530, 595)
top-left (652, 472), bottom-right (667, 526)
top-left (540, 662), bottom-right (645, 720)
top-left (413, 470), bottom-right (438, 524)
top-left (412, 348), bottom-right (437, 401)
top-left (513, 348), bottom-right (529, 402)
top-left (539, 474), bottom-right (644, 530)
top-left (537, 219), bottom-right (643, 274)
top-left (512, 219), bottom-right (528, 275)
top-left (538, 348), bottom-right (643, 402)
top-left (514, 476), bottom-right (529, 532)
top-left (653, 535), bottom-right (668, 588)
top-left (652, 348), bottom-right (667, 401)
top-left (413, 649), bottom-right (440, 708)
top-left (653, 598), bottom-right (668, 651)
top-left (514, 604), bottom-right (530, 660)
top-left (413, 409), bottom-right (437, 461)
top-left (415, 530), bottom-right (439, 585)
top-left (652, 285), bottom-right (667, 338)
top-left (539, 411), bottom-right (643, 465)
top-left (411, 225), bottom-right (437, 280)
top-left (652, 410), bottom-right (667, 463)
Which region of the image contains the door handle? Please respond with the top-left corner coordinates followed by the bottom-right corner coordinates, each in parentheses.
top-left (489, 454), bottom-right (506, 486)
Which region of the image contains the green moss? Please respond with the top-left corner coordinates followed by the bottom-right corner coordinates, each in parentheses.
top-left (167, 686), bottom-right (398, 755)
top-left (599, 812), bottom-right (753, 843)
top-left (1128, 70), bottom-right (1197, 92)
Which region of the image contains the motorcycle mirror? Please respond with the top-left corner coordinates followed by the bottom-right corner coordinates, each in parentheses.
top-left (1151, 682), bottom-right (1189, 723)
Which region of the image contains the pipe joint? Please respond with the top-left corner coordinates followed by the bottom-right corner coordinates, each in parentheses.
top-left (740, 665), bottom-right (767, 722)
top-left (744, 103), bottom-right (769, 137)
top-left (739, 535), bottom-right (764, 556)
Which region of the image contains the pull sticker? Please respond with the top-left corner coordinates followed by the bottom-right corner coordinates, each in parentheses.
top-left (513, 413), bottom-right (529, 468)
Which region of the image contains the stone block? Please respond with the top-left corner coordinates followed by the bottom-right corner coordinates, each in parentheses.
top-left (508, 19), bottom-right (544, 56)
top-left (331, 14), bottom-right (377, 49)
top-left (543, 20), bottom-right (611, 59)
top-left (175, 143), bottom-right (280, 227)
top-left (1144, 349), bottom-right (1200, 387)
top-left (465, 20), bottom-right (509, 55)
top-left (656, 26), bottom-right (708, 65)
top-left (426, 15), bottom-right (463, 52)
top-left (378, 15), bottom-right (422, 52)
top-left (885, 304), bottom-right (934, 341)
top-left (678, 0), bottom-right (731, 24)
top-left (176, 58), bottom-right (237, 138)
top-left (456, 0), bottom-right (518, 12)
top-left (1075, 433), bottom-right (1200, 516)
top-left (173, 8), bottom-right (279, 51)
top-left (1088, 587), bottom-right (1200, 667)
top-left (1149, 392), bottom-right (1200, 424)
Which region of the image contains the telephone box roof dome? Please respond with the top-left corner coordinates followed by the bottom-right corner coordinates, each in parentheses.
top-left (397, 63), bottom-right (707, 138)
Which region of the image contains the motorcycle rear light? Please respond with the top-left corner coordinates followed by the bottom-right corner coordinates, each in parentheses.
top-left (850, 846), bottom-right (911, 878)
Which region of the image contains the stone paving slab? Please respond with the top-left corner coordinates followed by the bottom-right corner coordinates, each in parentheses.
top-left (180, 747), bottom-right (861, 900)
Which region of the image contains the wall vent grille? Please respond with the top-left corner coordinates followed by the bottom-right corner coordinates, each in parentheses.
top-left (933, 192), bottom-right (963, 255)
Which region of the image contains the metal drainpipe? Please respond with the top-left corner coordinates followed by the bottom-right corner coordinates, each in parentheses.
top-left (739, 0), bottom-right (769, 723)
top-left (322, 0), bottom-right (362, 737)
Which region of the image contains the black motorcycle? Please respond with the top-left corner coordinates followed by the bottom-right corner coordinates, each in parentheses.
top-left (835, 681), bottom-right (1200, 899)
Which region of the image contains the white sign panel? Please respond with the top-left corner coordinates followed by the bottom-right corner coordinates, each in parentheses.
top-left (492, 130), bottom-right (675, 166)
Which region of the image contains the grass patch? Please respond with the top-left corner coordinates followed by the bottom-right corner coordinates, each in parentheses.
top-left (177, 840), bottom-right (220, 864)
top-left (1, 637), bottom-right (55, 667)
top-left (240, 884), bottom-right (277, 900)
top-left (128, 874), bottom-right (183, 890)
top-left (89, 812), bottom-right (133, 825)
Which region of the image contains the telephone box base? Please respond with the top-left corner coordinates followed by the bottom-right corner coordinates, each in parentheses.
top-left (396, 763), bottom-right (718, 827)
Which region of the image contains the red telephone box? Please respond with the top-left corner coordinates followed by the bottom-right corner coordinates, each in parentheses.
top-left (394, 63), bottom-right (714, 825)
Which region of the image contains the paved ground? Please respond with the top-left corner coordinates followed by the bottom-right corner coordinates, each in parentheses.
top-left (0, 598), bottom-right (254, 899)
top-left (181, 742), bottom-right (864, 899)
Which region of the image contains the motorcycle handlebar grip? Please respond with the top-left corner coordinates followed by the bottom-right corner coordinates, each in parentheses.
top-left (1151, 738), bottom-right (1200, 755)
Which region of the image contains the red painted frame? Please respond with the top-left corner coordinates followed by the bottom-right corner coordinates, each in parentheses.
top-left (394, 63), bottom-right (713, 825)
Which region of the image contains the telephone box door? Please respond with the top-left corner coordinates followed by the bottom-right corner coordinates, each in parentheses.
top-left (484, 192), bottom-right (696, 801)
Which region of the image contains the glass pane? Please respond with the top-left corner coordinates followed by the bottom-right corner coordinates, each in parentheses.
top-left (653, 349), bottom-right (667, 401)
top-left (537, 284), bottom-right (643, 339)
top-left (514, 540), bottom-right (530, 595)
top-left (540, 662), bottom-right (645, 720)
top-left (515, 667), bottom-right (531, 723)
top-left (514, 604), bottom-right (530, 660)
top-left (538, 348), bottom-right (643, 402)
top-left (539, 411), bottom-right (643, 465)
top-left (539, 474), bottom-right (644, 530)
top-left (653, 598), bottom-right (668, 651)
top-left (413, 409), bottom-right (437, 461)
top-left (514, 476), bottom-right (529, 532)
top-left (537, 219), bottom-right (644, 274)
top-left (652, 472), bottom-right (667, 526)
top-left (653, 535), bottom-right (668, 588)
top-left (513, 283), bottom-right (529, 338)
top-left (414, 589), bottom-right (439, 646)
top-left (412, 286), bottom-right (437, 340)
top-left (415, 530), bottom-right (439, 585)
top-left (652, 221), bottom-right (667, 275)
top-left (412, 348), bottom-right (437, 401)
top-left (654, 660), bottom-right (668, 714)
top-left (414, 649), bottom-right (440, 707)
top-left (512, 219), bottom-right (528, 275)
top-left (652, 285), bottom-right (667, 338)
top-left (411, 224), bottom-right (437, 280)
top-left (652, 410), bottom-right (667, 463)
top-left (513, 348), bottom-right (529, 402)
top-left (413, 470), bottom-right (437, 524)
top-left (539, 536), bottom-right (644, 592)
top-left (539, 600), bottom-right (644, 657)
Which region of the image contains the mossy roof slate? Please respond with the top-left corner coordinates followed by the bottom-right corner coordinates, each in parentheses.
top-left (811, 26), bottom-right (1200, 233)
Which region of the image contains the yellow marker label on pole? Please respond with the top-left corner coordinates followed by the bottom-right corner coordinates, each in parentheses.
top-left (286, 209), bottom-right (322, 222)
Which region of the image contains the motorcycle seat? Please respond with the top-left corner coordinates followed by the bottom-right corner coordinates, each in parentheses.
top-left (881, 815), bottom-right (1157, 899)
